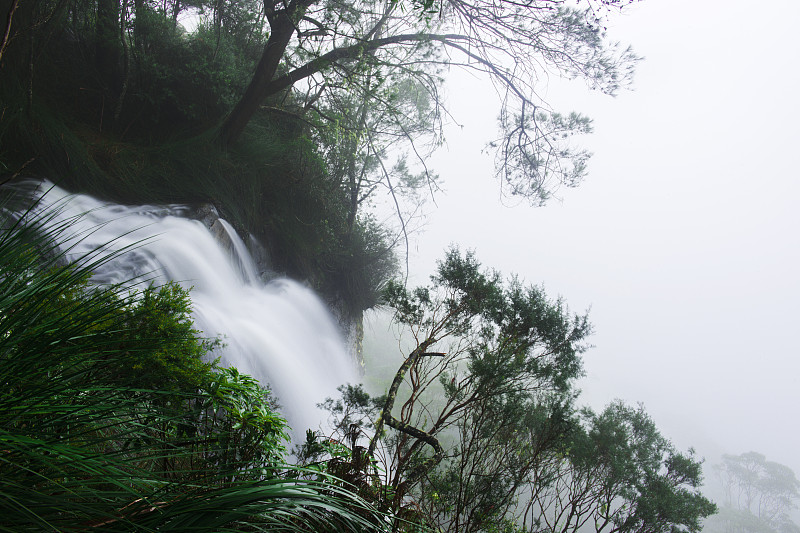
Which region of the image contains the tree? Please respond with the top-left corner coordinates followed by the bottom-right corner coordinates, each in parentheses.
top-left (311, 53), bottom-right (439, 267)
top-left (307, 249), bottom-right (714, 533)
top-left (301, 248), bottom-right (591, 529)
top-left (519, 402), bottom-right (716, 533)
top-left (96, 0), bottom-right (121, 90)
top-left (218, 0), bottom-right (641, 205)
top-left (417, 392), bottom-right (574, 533)
top-left (706, 452), bottom-right (800, 533)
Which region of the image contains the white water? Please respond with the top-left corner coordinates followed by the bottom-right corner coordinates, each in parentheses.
top-left (16, 181), bottom-right (355, 437)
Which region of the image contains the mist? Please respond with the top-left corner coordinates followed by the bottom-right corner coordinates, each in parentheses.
top-left (385, 0), bottom-right (800, 479)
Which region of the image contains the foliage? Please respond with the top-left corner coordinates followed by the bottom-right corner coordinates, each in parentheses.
top-left (706, 452), bottom-right (800, 533)
top-left (495, 111), bottom-right (593, 206)
top-left (519, 402), bottom-right (716, 533)
top-left (0, 197), bottom-right (393, 531)
top-left (309, 250), bottom-right (715, 533)
top-left (374, 248), bottom-right (588, 531)
top-left (216, 0), bottom-right (641, 205)
top-left (304, 249), bottom-right (589, 530)
top-left (121, 7), bottom-right (261, 135)
top-left (308, 46), bottom-right (443, 261)
top-left (419, 398), bottom-right (573, 533)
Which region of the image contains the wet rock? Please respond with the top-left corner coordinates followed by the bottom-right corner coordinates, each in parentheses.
top-left (195, 203), bottom-right (220, 229)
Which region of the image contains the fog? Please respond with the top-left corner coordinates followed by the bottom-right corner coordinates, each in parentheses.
top-left (374, 0), bottom-right (800, 477)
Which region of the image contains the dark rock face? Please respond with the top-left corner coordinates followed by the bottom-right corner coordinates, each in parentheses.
top-left (195, 203), bottom-right (220, 229)
top-left (246, 234), bottom-right (276, 282)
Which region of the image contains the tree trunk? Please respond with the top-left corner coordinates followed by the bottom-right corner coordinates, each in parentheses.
top-left (132, 0), bottom-right (143, 47)
top-left (217, 8), bottom-right (296, 146)
top-left (96, 0), bottom-right (120, 88)
top-left (216, 0), bottom-right (433, 147)
top-left (0, 0), bottom-right (20, 65)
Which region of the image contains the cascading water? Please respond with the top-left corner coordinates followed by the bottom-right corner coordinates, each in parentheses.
top-left (13, 181), bottom-right (355, 438)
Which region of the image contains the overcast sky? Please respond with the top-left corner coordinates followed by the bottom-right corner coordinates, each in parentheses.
top-left (380, 0), bottom-right (800, 476)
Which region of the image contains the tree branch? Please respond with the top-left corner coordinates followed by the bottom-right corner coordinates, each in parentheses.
top-left (0, 0), bottom-right (19, 64)
top-left (263, 32), bottom-right (470, 98)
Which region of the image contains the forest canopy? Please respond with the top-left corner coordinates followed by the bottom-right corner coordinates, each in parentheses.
top-left (2, 0), bottom-right (640, 200)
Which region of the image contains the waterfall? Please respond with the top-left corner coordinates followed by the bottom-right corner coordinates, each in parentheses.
top-left (13, 181), bottom-right (355, 438)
